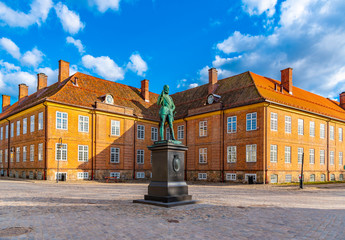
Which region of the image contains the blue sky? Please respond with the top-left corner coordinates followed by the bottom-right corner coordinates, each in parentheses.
top-left (1, 0), bottom-right (345, 105)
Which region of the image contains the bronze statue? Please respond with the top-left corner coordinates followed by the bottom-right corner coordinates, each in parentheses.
top-left (157, 85), bottom-right (176, 141)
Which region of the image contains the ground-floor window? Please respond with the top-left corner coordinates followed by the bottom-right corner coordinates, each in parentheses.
top-left (330, 174), bottom-right (335, 181)
top-left (56, 172), bottom-right (67, 181)
top-left (226, 173), bottom-right (236, 181)
top-left (110, 172), bottom-right (120, 178)
top-left (310, 174), bottom-right (315, 182)
top-left (15, 171), bottom-right (19, 178)
top-left (29, 171), bottom-right (34, 179)
top-left (285, 174), bottom-right (292, 183)
top-left (245, 174), bottom-right (256, 182)
top-left (22, 171), bottom-right (26, 179)
top-left (77, 172), bottom-right (88, 179)
top-left (321, 174), bottom-right (326, 182)
top-left (340, 174), bottom-right (344, 181)
top-left (136, 172), bottom-right (145, 179)
top-left (270, 174), bottom-right (278, 183)
top-left (198, 173), bottom-right (207, 180)
top-left (37, 171), bottom-right (42, 180)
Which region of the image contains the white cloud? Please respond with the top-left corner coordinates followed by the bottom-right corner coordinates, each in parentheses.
top-left (242, 0), bottom-right (277, 17)
top-left (177, 79), bottom-right (187, 89)
top-left (188, 83), bottom-right (199, 89)
top-left (0, 37), bottom-right (21, 59)
top-left (0, 60), bottom-right (20, 72)
top-left (66, 36), bottom-right (85, 54)
top-left (0, 0), bottom-right (53, 27)
top-left (199, 66), bottom-right (210, 83)
top-left (22, 48), bottom-right (44, 67)
top-left (55, 2), bottom-right (85, 34)
top-left (36, 67), bottom-right (58, 86)
top-left (212, 55), bottom-right (242, 68)
top-left (127, 53), bottom-right (148, 77)
top-left (217, 31), bottom-right (263, 54)
top-left (89, 0), bottom-right (120, 13)
top-left (82, 55), bottom-right (124, 81)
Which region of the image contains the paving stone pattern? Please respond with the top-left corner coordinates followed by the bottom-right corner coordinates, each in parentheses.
top-left (0, 180), bottom-right (345, 240)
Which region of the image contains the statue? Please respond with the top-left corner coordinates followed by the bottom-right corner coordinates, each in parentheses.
top-left (157, 85), bottom-right (176, 141)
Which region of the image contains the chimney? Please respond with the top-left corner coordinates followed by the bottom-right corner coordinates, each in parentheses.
top-left (208, 68), bottom-right (218, 95)
top-left (18, 84), bottom-right (28, 101)
top-left (141, 79), bottom-right (149, 102)
top-left (58, 60), bottom-right (70, 82)
top-left (281, 68), bottom-right (293, 94)
top-left (37, 73), bottom-right (47, 91)
top-left (340, 92), bottom-right (345, 109)
top-left (2, 95), bottom-right (10, 112)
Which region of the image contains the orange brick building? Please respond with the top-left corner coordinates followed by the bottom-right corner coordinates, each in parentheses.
top-left (0, 60), bottom-right (344, 183)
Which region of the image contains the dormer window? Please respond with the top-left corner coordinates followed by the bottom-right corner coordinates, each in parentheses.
top-left (105, 94), bottom-right (114, 104)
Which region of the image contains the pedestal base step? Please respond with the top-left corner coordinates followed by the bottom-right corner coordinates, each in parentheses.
top-left (133, 199), bottom-right (198, 208)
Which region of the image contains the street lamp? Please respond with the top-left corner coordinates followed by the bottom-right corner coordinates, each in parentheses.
top-left (56, 137), bottom-right (62, 183)
top-left (300, 153), bottom-right (304, 189)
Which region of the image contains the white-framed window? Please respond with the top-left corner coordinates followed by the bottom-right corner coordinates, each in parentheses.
top-left (78, 145), bottom-right (88, 162)
top-left (136, 172), bottom-right (145, 178)
top-left (330, 151), bottom-right (335, 165)
top-left (137, 149), bottom-right (144, 164)
top-left (151, 127), bottom-right (158, 141)
top-left (30, 115), bottom-right (35, 132)
top-left (309, 121), bottom-right (315, 137)
top-left (77, 172), bottom-right (89, 179)
top-left (198, 173), bottom-right (207, 180)
top-left (78, 115), bottom-right (89, 133)
top-left (339, 152), bottom-right (343, 166)
top-left (5, 125), bottom-right (8, 139)
top-left (30, 145), bottom-right (34, 162)
top-left (285, 146), bottom-right (291, 163)
top-left (227, 146), bottom-right (236, 163)
top-left (270, 113), bottom-right (277, 131)
top-left (270, 174), bottom-right (278, 183)
top-left (38, 143), bottom-right (43, 161)
top-left (56, 172), bottom-right (67, 181)
top-left (227, 116), bottom-right (237, 133)
top-left (298, 119), bottom-right (304, 135)
top-left (331, 174), bottom-right (335, 181)
top-left (16, 121), bottom-right (20, 136)
top-left (56, 143), bottom-right (67, 161)
top-left (23, 118), bottom-right (27, 134)
top-left (110, 147), bottom-right (120, 163)
top-left (177, 125), bottom-right (184, 139)
top-left (137, 125), bottom-right (145, 139)
top-left (38, 112), bottom-right (43, 130)
top-left (0, 150), bottom-right (2, 162)
top-left (16, 147), bottom-right (20, 162)
top-left (5, 149), bottom-right (8, 163)
top-left (199, 121), bottom-right (207, 137)
top-left (320, 150), bottom-right (325, 165)
top-left (330, 126), bottom-right (334, 140)
top-left (110, 120), bottom-right (120, 136)
top-left (298, 147), bottom-right (304, 164)
top-left (245, 174), bottom-right (257, 182)
top-left (320, 124), bottom-right (325, 139)
top-left (285, 174), bottom-right (292, 183)
top-left (246, 112), bottom-right (257, 131)
top-left (0, 127), bottom-right (2, 140)
top-left (10, 122), bottom-right (13, 137)
top-left (56, 111), bottom-right (68, 130)
top-left (226, 173), bottom-right (236, 181)
top-left (339, 128), bottom-right (343, 142)
top-left (340, 174), bottom-right (344, 181)
top-left (310, 174), bottom-right (315, 182)
top-left (110, 172), bottom-right (120, 178)
top-left (23, 146), bottom-right (27, 162)
top-left (270, 145), bottom-right (277, 163)
top-left (309, 149), bottom-right (315, 164)
top-left (321, 174), bottom-right (326, 181)
top-left (166, 127), bottom-right (171, 140)
top-left (246, 144), bottom-right (257, 162)
top-left (199, 148), bottom-right (207, 163)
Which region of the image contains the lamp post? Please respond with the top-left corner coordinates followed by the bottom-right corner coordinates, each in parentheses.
top-left (56, 137), bottom-right (62, 183)
top-left (300, 153), bottom-right (304, 189)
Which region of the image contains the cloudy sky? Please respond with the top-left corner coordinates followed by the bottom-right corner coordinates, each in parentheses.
top-left (1, 0), bottom-right (345, 104)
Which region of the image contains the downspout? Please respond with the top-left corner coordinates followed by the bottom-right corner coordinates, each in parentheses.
top-left (263, 103), bottom-right (270, 184)
top-left (221, 106), bottom-right (225, 182)
top-left (94, 110), bottom-right (97, 180)
top-left (6, 119), bottom-right (10, 177)
top-left (91, 110), bottom-right (95, 180)
top-left (43, 102), bottom-right (48, 180)
top-left (133, 117), bottom-right (137, 180)
top-left (327, 120), bottom-right (330, 181)
top-left (183, 117), bottom-right (188, 180)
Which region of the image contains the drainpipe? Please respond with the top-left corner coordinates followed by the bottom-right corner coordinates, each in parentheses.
top-left (327, 120), bottom-right (330, 181)
top-left (221, 106), bottom-right (225, 182)
top-left (6, 119), bottom-right (10, 177)
top-left (91, 110), bottom-right (95, 180)
top-left (94, 110), bottom-right (97, 180)
top-left (133, 117), bottom-right (138, 180)
top-left (263, 103), bottom-right (270, 184)
top-left (43, 102), bottom-right (48, 180)
top-left (183, 117), bottom-right (188, 180)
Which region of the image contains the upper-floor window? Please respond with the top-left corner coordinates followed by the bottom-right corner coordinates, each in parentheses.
top-left (16, 121), bottom-right (20, 136)
top-left (285, 146), bottom-right (291, 163)
top-left (227, 146), bottom-right (236, 163)
top-left (5, 125), bottom-right (8, 139)
top-left (0, 150), bottom-right (2, 163)
top-left (56, 111), bottom-right (68, 130)
top-left (38, 112), bottom-right (43, 130)
top-left (298, 119), bottom-right (304, 135)
top-left (177, 125), bottom-right (184, 139)
top-left (0, 127), bottom-right (2, 140)
top-left (137, 125), bottom-right (145, 139)
top-left (23, 118), bottom-right (27, 134)
top-left (246, 113), bottom-right (257, 131)
top-left (339, 128), bottom-right (343, 142)
top-left (137, 149), bottom-right (144, 164)
top-left (309, 149), bottom-right (315, 164)
top-left (309, 121), bottom-right (315, 137)
top-left (110, 147), bottom-right (120, 163)
top-left (151, 127), bottom-right (158, 141)
top-left (339, 152), bottom-right (343, 166)
top-left (79, 115), bottom-right (89, 133)
top-left (285, 116), bottom-right (291, 133)
top-left (30, 115), bottom-right (35, 132)
top-left (246, 144), bottom-right (257, 162)
top-left (199, 148), bottom-right (207, 163)
top-left (330, 126), bottom-right (334, 140)
top-left (270, 145), bottom-right (277, 162)
top-left (56, 143), bottom-right (67, 161)
top-left (16, 147), bottom-right (20, 162)
top-left (320, 150), bottom-right (325, 165)
top-left (320, 124), bottom-right (325, 139)
top-left (227, 116), bottom-right (237, 133)
top-left (298, 147), bottom-right (304, 164)
top-left (30, 144), bottom-right (34, 162)
top-left (23, 146), bottom-right (27, 162)
top-left (10, 122), bottom-right (14, 137)
top-left (78, 145), bottom-right (88, 162)
top-left (330, 151), bottom-right (335, 165)
top-left (199, 121), bottom-right (207, 136)
top-left (270, 113), bottom-right (277, 131)
top-left (110, 120), bottom-right (120, 136)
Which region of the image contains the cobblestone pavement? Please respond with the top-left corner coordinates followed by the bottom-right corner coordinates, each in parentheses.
top-left (0, 180), bottom-right (345, 240)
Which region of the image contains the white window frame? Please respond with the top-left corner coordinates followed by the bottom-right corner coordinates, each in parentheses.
top-left (56, 143), bottom-right (67, 161)
top-left (10, 122), bottom-right (13, 137)
top-left (270, 113), bottom-right (278, 131)
top-left (199, 148), bottom-right (207, 163)
top-left (56, 111), bottom-right (68, 130)
top-left (30, 144), bottom-right (34, 162)
top-left (227, 116), bottom-right (237, 133)
top-left (199, 121), bottom-right (207, 137)
top-left (298, 119), bottom-right (304, 135)
top-left (339, 128), bottom-right (343, 142)
top-left (110, 120), bottom-right (120, 136)
top-left (298, 147), bottom-right (304, 164)
top-left (137, 125), bottom-right (145, 139)
top-left (137, 149), bottom-right (144, 164)
top-left (246, 144), bottom-right (257, 162)
top-left (198, 173), bottom-right (207, 180)
top-left (77, 172), bottom-right (89, 180)
top-left (78, 145), bottom-right (88, 162)
top-left (246, 112), bottom-right (257, 131)
top-left (56, 172), bottom-right (67, 181)
top-left (0, 150), bottom-right (2, 163)
top-left (5, 149), bottom-right (8, 163)
top-left (23, 118), bottom-right (27, 134)
top-left (110, 172), bottom-right (120, 178)
top-left (285, 174), bottom-right (292, 183)
top-left (110, 147), bottom-right (120, 163)
top-left (5, 125), bottom-right (8, 139)
top-left (321, 174), bottom-right (326, 182)
top-left (339, 152), bottom-right (343, 166)
top-left (226, 173), bottom-right (236, 181)
top-left (330, 126), bottom-right (334, 140)
top-left (30, 115), bottom-right (35, 132)
top-left (320, 124), bottom-right (325, 139)
top-left (245, 174), bottom-right (257, 182)
top-left (177, 125), bottom-right (184, 139)
top-left (166, 127), bottom-right (171, 140)
top-left (227, 146), bottom-right (236, 163)
top-left (38, 143), bottom-right (43, 161)
top-left (0, 127), bottom-right (2, 140)
top-left (16, 147), bottom-right (20, 162)
top-left (151, 127), bottom-right (158, 141)
top-left (270, 145), bottom-right (277, 163)
top-left (270, 174), bottom-right (278, 183)
top-left (16, 120), bottom-right (20, 136)
top-left (330, 151), bottom-right (335, 165)
top-left (309, 121), bottom-right (315, 137)
top-left (310, 174), bottom-right (315, 182)
top-left (285, 146), bottom-right (291, 163)
top-left (23, 146), bottom-right (27, 162)
top-left (320, 150), bottom-right (325, 165)
top-left (309, 149), bottom-right (315, 164)
top-left (331, 174), bottom-right (335, 181)
top-left (38, 112), bottom-right (43, 130)
top-left (78, 115), bottom-right (89, 133)
top-left (136, 172), bottom-right (145, 179)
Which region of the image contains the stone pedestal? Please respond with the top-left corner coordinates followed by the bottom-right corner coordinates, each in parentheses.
top-left (133, 141), bottom-right (197, 207)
